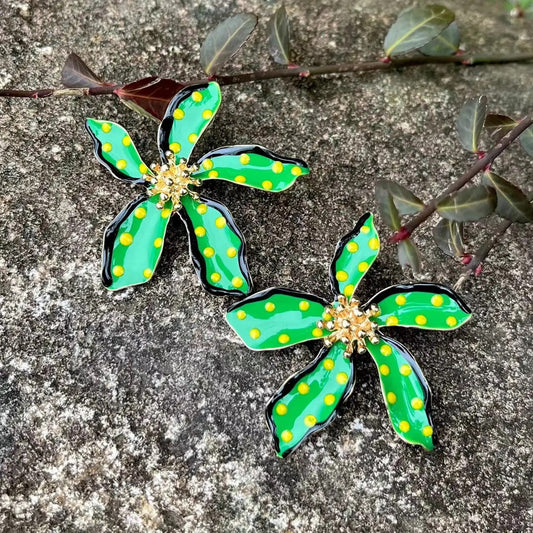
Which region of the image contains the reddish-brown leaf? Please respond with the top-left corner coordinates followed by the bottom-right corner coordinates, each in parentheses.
top-left (61, 52), bottom-right (113, 88)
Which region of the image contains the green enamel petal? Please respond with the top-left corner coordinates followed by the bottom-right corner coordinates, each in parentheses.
top-left (329, 213), bottom-right (380, 298)
top-left (179, 194), bottom-right (251, 296)
top-left (266, 342), bottom-right (355, 457)
top-left (102, 195), bottom-right (172, 290)
top-left (367, 283), bottom-right (472, 330)
top-left (158, 82), bottom-right (221, 162)
top-left (226, 288), bottom-right (329, 350)
top-left (86, 119), bottom-right (150, 184)
top-left (192, 145), bottom-right (309, 192)
top-left (365, 335), bottom-right (434, 450)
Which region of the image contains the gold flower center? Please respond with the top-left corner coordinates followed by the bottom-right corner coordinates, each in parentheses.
top-left (319, 295), bottom-right (380, 357)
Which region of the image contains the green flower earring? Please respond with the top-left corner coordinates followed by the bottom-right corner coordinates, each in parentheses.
top-left (86, 81), bottom-right (308, 295)
top-left (226, 213), bottom-right (472, 457)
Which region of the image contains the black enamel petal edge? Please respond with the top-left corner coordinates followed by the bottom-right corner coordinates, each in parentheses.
top-left (265, 342), bottom-right (357, 458)
top-left (375, 333), bottom-right (435, 446)
top-left (85, 120), bottom-right (148, 186)
top-left (328, 213), bottom-right (372, 298)
top-left (157, 82), bottom-right (210, 164)
top-left (226, 287), bottom-right (329, 313)
top-left (363, 282), bottom-right (472, 315)
top-left (178, 194), bottom-right (253, 297)
top-left (195, 144), bottom-right (309, 169)
top-left (101, 194), bottom-right (150, 287)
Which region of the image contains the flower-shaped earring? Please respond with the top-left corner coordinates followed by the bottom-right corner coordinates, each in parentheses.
top-left (86, 82), bottom-right (308, 295)
top-left (226, 213), bottom-right (472, 457)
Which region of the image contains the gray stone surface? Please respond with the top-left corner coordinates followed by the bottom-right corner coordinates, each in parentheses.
top-left (0, 0), bottom-right (532, 531)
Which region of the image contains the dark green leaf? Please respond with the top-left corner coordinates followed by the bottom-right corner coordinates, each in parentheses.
top-left (432, 219), bottom-right (464, 257)
top-left (383, 5), bottom-right (455, 57)
top-left (519, 124), bottom-right (533, 157)
top-left (437, 185), bottom-right (496, 222)
top-left (456, 96), bottom-right (488, 153)
top-left (200, 14), bottom-right (258, 75)
top-left (420, 21), bottom-right (460, 56)
top-left (375, 183), bottom-right (401, 230)
top-left (268, 5), bottom-right (290, 65)
top-left (61, 52), bottom-right (111, 88)
top-left (376, 180), bottom-right (424, 215)
top-left (484, 114), bottom-right (517, 142)
top-left (481, 172), bottom-right (533, 223)
top-left (398, 238), bottom-right (421, 274)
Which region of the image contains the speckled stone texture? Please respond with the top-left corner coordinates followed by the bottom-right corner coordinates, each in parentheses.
top-left (0, 0), bottom-right (532, 531)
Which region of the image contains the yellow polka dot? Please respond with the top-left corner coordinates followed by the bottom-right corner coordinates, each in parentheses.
top-left (399, 421), bottom-right (410, 433)
top-left (265, 302), bottom-right (276, 312)
top-left (191, 91), bottom-right (203, 102)
top-left (249, 328), bottom-right (261, 339)
top-left (232, 277), bottom-right (244, 288)
top-left (297, 383), bottom-right (309, 395)
top-left (116, 159), bottom-right (127, 170)
top-left (210, 272), bottom-right (221, 283)
top-left (169, 142), bottom-right (181, 153)
top-left (119, 233), bottom-right (133, 246)
top-left (400, 364), bottom-right (412, 376)
top-left (347, 241), bottom-right (358, 253)
top-left (240, 154), bottom-right (250, 165)
top-left (395, 295), bottom-right (406, 306)
top-left (343, 284), bottom-right (355, 297)
top-left (431, 294), bottom-right (444, 307)
top-left (143, 268), bottom-right (152, 279)
top-left (236, 310), bottom-right (246, 320)
top-left (173, 108), bottom-right (184, 120)
top-left (422, 425), bottom-right (433, 437)
top-left (101, 123), bottom-right (112, 133)
top-left (202, 159), bottom-right (213, 170)
top-left (227, 247), bottom-right (237, 258)
top-left (112, 265), bottom-right (124, 277)
top-left (102, 142), bottom-right (112, 152)
top-left (272, 161), bottom-right (283, 174)
top-left (379, 364), bottom-right (390, 376)
top-left (154, 237), bottom-right (163, 248)
top-left (208, 170), bottom-right (219, 178)
top-left (278, 334), bottom-right (290, 344)
top-left (358, 261), bottom-right (369, 273)
top-left (202, 109), bottom-right (213, 120)
top-left (380, 344), bottom-right (393, 356)
top-left (336, 372), bottom-right (348, 385)
top-left (139, 163), bottom-right (148, 174)
top-left (411, 398), bottom-right (424, 410)
top-left (324, 394), bottom-right (336, 406)
top-left (203, 247), bottom-right (215, 258)
top-left (262, 180), bottom-right (273, 190)
top-left (276, 403), bottom-right (287, 416)
top-left (215, 216), bottom-right (226, 229)
top-left (161, 208), bottom-right (172, 219)
top-left (188, 133), bottom-right (198, 143)
top-left (415, 315), bottom-right (427, 326)
top-left (446, 316), bottom-right (458, 327)
top-left (194, 226), bottom-right (206, 237)
top-left (386, 316), bottom-right (399, 326)
top-left (368, 237), bottom-right (379, 250)
top-left (361, 225), bottom-right (370, 234)
top-left (291, 166), bottom-right (302, 176)
top-left (299, 301), bottom-right (310, 311)
top-left (322, 312), bottom-right (332, 321)
top-left (122, 136), bottom-right (131, 147)
top-left (134, 207), bottom-right (146, 219)
top-left (304, 415), bottom-right (317, 427)
top-left (323, 358), bottom-right (335, 371)
top-left (196, 203), bottom-right (208, 215)
top-left (336, 270), bottom-right (348, 282)
top-left (387, 392), bottom-right (397, 404)
top-left (312, 328), bottom-right (323, 337)
top-left (235, 175), bottom-right (246, 183)
top-left (281, 430), bottom-right (293, 442)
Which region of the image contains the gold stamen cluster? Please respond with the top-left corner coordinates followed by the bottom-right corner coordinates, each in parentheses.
top-left (145, 152), bottom-right (201, 211)
top-left (318, 295), bottom-right (380, 357)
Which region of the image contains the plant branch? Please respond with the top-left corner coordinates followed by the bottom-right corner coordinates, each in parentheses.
top-left (1, 52), bottom-right (532, 99)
